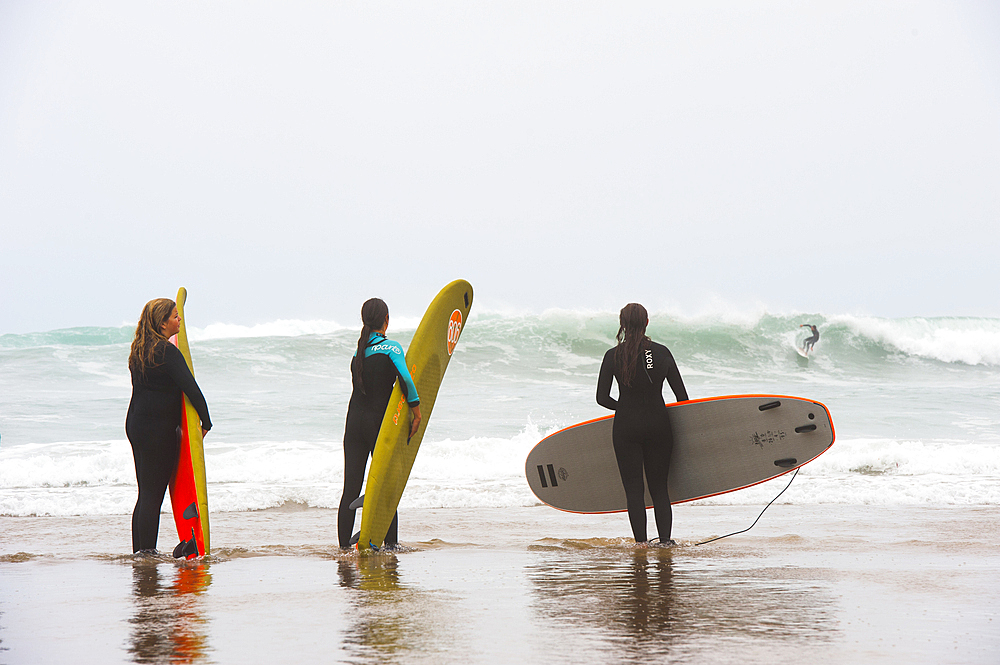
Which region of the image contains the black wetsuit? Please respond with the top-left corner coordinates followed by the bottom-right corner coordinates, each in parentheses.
top-left (125, 342), bottom-right (212, 553)
top-left (596, 341), bottom-right (688, 543)
top-left (338, 333), bottom-right (419, 549)
top-left (804, 325), bottom-right (820, 352)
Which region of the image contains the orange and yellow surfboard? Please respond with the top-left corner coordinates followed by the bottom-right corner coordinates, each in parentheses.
top-left (168, 287), bottom-right (210, 559)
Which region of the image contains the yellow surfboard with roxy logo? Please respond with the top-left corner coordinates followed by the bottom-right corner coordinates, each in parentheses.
top-left (355, 279), bottom-right (473, 551)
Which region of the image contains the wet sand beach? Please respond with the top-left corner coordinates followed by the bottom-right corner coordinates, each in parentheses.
top-left (2, 504), bottom-right (998, 664)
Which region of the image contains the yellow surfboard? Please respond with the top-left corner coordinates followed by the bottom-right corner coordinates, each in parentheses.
top-left (167, 287), bottom-right (211, 557)
top-left (356, 280), bottom-right (474, 550)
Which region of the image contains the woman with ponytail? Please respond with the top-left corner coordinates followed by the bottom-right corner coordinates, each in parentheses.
top-left (126, 298), bottom-right (212, 554)
top-left (596, 303), bottom-right (688, 546)
top-left (339, 298), bottom-right (421, 549)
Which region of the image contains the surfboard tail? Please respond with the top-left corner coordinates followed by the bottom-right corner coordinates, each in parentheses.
top-left (169, 398), bottom-right (209, 558)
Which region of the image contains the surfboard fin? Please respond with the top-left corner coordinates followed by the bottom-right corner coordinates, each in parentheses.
top-left (349, 531), bottom-right (360, 546)
top-left (173, 535), bottom-right (199, 559)
top-left (349, 495), bottom-right (365, 510)
top-left (182, 502), bottom-right (199, 521)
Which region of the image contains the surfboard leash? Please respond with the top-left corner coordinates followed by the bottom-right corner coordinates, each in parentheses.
top-left (693, 468), bottom-right (800, 546)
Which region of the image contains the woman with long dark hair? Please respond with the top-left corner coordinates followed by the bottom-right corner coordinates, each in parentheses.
top-left (126, 298), bottom-right (212, 554)
top-left (339, 297), bottom-right (421, 549)
top-left (596, 303), bottom-right (688, 546)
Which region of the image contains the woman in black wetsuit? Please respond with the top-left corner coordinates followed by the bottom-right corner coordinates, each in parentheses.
top-left (339, 298), bottom-right (422, 550)
top-left (596, 303), bottom-right (688, 547)
top-left (126, 298), bottom-right (212, 554)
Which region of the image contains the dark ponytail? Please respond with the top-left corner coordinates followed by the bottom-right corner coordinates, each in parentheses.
top-left (352, 298), bottom-right (389, 394)
top-left (614, 303), bottom-right (649, 388)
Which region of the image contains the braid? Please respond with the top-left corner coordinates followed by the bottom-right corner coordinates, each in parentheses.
top-left (352, 298), bottom-right (389, 395)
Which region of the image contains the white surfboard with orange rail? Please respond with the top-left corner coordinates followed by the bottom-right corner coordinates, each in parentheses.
top-left (526, 394), bottom-right (835, 513)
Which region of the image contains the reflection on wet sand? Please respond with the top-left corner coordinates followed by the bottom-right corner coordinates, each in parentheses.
top-left (336, 553), bottom-right (458, 663)
top-left (337, 553), bottom-right (402, 592)
top-left (128, 560), bottom-right (211, 664)
top-left (528, 543), bottom-right (839, 658)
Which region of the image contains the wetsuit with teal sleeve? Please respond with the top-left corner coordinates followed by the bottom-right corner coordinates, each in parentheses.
top-left (339, 333), bottom-right (419, 548)
top-left (596, 340), bottom-right (688, 543)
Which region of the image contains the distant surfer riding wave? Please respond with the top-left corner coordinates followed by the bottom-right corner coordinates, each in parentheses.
top-left (800, 324), bottom-right (820, 353)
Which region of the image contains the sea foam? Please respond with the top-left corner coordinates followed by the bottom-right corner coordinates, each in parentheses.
top-left (832, 314), bottom-right (1000, 366)
top-left (2, 432), bottom-right (999, 517)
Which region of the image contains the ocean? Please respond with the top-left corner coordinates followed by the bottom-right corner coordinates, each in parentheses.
top-left (2, 308), bottom-right (999, 518)
top-left (2, 308), bottom-right (999, 664)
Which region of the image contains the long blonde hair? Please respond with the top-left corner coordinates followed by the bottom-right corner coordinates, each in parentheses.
top-left (128, 298), bottom-right (175, 376)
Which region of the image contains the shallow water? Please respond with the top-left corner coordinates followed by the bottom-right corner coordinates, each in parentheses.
top-left (1, 505), bottom-right (998, 664)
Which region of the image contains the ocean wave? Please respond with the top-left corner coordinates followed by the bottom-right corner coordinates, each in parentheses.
top-left (0, 326), bottom-right (134, 349)
top-left (190, 320), bottom-right (349, 341)
top-left (831, 314), bottom-right (1000, 366)
top-left (443, 309), bottom-right (1000, 369)
top-left (5, 310), bottom-right (1000, 369)
top-left (2, 434), bottom-right (999, 516)
top-left (187, 315), bottom-right (431, 340)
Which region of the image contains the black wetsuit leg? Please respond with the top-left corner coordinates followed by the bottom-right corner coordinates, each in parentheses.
top-left (385, 512), bottom-right (398, 547)
top-left (126, 415), bottom-right (181, 552)
top-left (641, 412), bottom-right (673, 542)
top-left (612, 408), bottom-right (673, 543)
top-left (338, 433), bottom-right (371, 548)
top-left (338, 411), bottom-right (399, 548)
top-left (612, 429), bottom-right (648, 542)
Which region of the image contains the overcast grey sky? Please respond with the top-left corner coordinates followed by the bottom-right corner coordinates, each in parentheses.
top-left (1, 1), bottom-right (998, 333)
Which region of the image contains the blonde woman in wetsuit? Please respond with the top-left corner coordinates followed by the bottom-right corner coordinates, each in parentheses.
top-left (126, 299), bottom-right (212, 554)
top-left (596, 303), bottom-right (688, 547)
top-left (339, 297), bottom-right (421, 550)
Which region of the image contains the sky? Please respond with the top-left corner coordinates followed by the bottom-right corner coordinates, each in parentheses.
top-left (1, 1), bottom-right (999, 334)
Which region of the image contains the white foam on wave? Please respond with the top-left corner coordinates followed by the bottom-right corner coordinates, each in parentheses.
top-left (476, 300), bottom-right (772, 331)
top-left (188, 320), bottom-right (348, 341)
top-left (3, 433), bottom-right (999, 516)
top-left (694, 437), bottom-right (1000, 506)
top-left (833, 314), bottom-right (1000, 366)
top-left (183, 315), bottom-right (427, 342)
top-left (662, 295), bottom-right (771, 329)
top-left (811, 437), bottom-right (1000, 476)
top-left (0, 441), bottom-right (135, 490)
